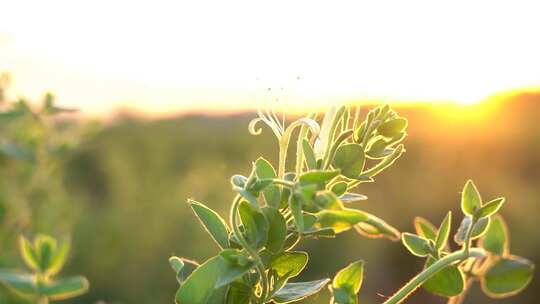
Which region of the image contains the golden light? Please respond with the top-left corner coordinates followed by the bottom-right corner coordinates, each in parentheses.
top-left (1, 0), bottom-right (539, 116)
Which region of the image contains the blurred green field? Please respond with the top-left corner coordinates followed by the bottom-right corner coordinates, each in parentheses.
top-left (1, 94), bottom-right (539, 303)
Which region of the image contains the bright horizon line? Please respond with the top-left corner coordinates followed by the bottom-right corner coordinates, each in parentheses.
top-left (2, 0), bottom-right (540, 117)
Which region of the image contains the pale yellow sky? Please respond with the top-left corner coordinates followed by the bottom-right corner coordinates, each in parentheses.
top-left (1, 0), bottom-right (540, 116)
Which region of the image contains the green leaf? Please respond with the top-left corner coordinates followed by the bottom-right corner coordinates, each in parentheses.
top-left (339, 193), bottom-right (368, 203)
top-left (332, 144), bottom-right (365, 179)
top-left (216, 250), bottom-right (255, 288)
top-left (476, 198), bottom-right (505, 219)
top-left (315, 208), bottom-right (369, 233)
top-left (46, 239), bottom-right (70, 276)
top-left (226, 282), bottom-right (251, 304)
top-left (255, 158), bottom-right (281, 208)
top-left (18, 236), bottom-right (40, 272)
top-left (402, 233), bottom-right (431, 257)
top-left (299, 170), bottom-right (340, 184)
top-left (435, 212), bottom-right (452, 251)
top-left (176, 256), bottom-right (224, 304)
top-left (169, 256), bottom-right (185, 274)
top-left (471, 216), bottom-right (490, 239)
top-left (271, 251), bottom-right (308, 279)
top-left (273, 279), bottom-right (330, 303)
top-left (35, 234), bottom-right (57, 272)
top-left (414, 217), bottom-right (437, 241)
top-left (189, 200), bottom-right (230, 249)
top-left (239, 201), bottom-right (269, 248)
top-left (289, 194), bottom-right (305, 232)
top-left (331, 182), bottom-right (348, 196)
top-left (314, 191), bottom-right (343, 210)
top-left (169, 257), bottom-right (198, 284)
top-left (333, 261), bottom-right (364, 295)
top-left (422, 257), bottom-right (465, 297)
top-left (231, 175), bottom-right (247, 189)
top-left (354, 213), bottom-right (400, 241)
top-left (480, 215), bottom-right (509, 256)
top-left (262, 207), bottom-right (287, 253)
top-left (302, 139), bottom-right (318, 170)
top-left (361, 144), bottom-right (404, 178)
top-left (454, 216), bottom-right (472, 245)
top-left (461, 180), bottom-right (482, 215)
top-left (40, 276), bottom-right (89, 301)
top-left (366, 138), bottom-right (389, 159)
top-left (0, 271), bottom-right (37, 295)
top-left (482, 256), bottom-right (535, 298)
top-left (377, 117), bottom-right (408, 137)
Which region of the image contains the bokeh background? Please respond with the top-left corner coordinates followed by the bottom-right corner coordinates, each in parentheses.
top-left (1, 1), bottom-right (540, 303)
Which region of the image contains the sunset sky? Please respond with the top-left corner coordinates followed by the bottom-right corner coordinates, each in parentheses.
top-left (1, 0), bottom-right (540, 116)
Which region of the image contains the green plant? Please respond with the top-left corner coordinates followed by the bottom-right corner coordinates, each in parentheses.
top-left (0, 234), bottom-right (88, 303)
top-left (169, 103), bottom-right (534, 304)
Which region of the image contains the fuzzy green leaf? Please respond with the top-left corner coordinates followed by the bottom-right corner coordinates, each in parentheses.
top-left (189, 200), bottom-right (230, 249)
top-left (239, 201), bottom-right (268, 248)
top-left (480, 215), bottom-right (509, 256)
top-left (40, 276), bottom-right (89, 301)
top-left (315, 209), bottom-right (369, 233)
top-left (18, 236), bottom-right (40, 272)
top-left (331, 182), bottom-right (348, 196)
top-left (262, 207), bottom-right (287, 253)
top-left (377, 118), bottom-right (408, 138)
top-left (302, 139), bottom-right (318, 170)
top-left (255, 158), bottom-right (280, 208)
top-left (476, 198), bottom-right (505, 219)
top-left (273, 279), bottom-right (330, 303)
top-left (333, 260), bottom-right (364, 295)
top-left (176, 256), bottom-right (223, 304)
top-left (339, 193), bottom-right (368, 203)
top-left (482, 256), bottom-right (535, 298)
top-left (299, 170), bottom-right (340, 184)
top-left (461, 180), bottom-right (482, 215)
top-left (332, 144), bottom-right (365, 179)
top-left (0, 271), bottom-right (37, 295)
top-left (355, 213), bottom-right (400, 241)
top-left (271, 251), bottom-right (308, 279)
top-left (422, 257), bottom-right (465, 297)
top-left (414, 217), bottom-right (437, 241)
top-left (402, 233), bottom-right (431, 257)
top-left (435, 212), bottom-right (452, 251)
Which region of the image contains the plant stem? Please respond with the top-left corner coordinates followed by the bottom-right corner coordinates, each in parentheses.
top-left (230, 196), bottom-right (269, 303)
top-left (382, 248), bottom-right (485, 304)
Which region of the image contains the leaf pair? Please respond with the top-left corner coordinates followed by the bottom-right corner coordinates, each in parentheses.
top-left (0, 234), bottom-right (88, 302)
top-left (478, 215), bottom-right (535, 299)
top-left (331, 261), bottom-right (364, 304)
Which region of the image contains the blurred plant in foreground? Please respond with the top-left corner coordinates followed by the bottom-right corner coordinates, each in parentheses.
top-left (0, 74), bottom-right (93, 302)
top-left (169, 103), bottom-right (534, 304)
top-left (0, 234), bottom-right (88, 303)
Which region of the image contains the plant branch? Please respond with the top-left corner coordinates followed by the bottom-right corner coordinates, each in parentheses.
top-left (382, 248), bottom-right (485, 304)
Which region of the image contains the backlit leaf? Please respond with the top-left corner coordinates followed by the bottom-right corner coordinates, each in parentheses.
top-left (332, 144), bottom-right (365, 179)
top-left (476, 198), bottom-right (505, 219)
top-left (273, 279), bottom-right (330, 303)
top-left (422, 257), bottom-right (465, 297)
top-left (482, 256), bottom-right (535, 298)
top-left (262, 207), bottom-right (287, 253)
top-left (414, 217), bottom-right (437, 241)
top-left (461, 180), bottom-right (482, 215)
top-left (189, 200), bottom-right (230, 249)
top-left (402, 233), bottom-right (431, 257)
top-left (271, 251), bottom-right (308, 279)
top-left (480, 215), bottom-right (509, 256)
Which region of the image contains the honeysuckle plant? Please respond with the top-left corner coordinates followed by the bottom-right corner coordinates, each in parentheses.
top-left (169, 103), bottom-right (534, 304)
top-left (0, 234), bottom-right (89, 303)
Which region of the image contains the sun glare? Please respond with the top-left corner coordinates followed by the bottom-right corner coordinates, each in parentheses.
top-left (1, 0), bottom-right (539, 116)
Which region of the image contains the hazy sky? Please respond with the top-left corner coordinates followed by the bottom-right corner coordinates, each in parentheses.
top-left (1, 0), bottom-right (540, 116)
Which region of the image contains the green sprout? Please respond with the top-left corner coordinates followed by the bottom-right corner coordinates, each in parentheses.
top-left (0, 234), bottom-right (89, 304)
top-left (169, 103), bottom-right (534, 304)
